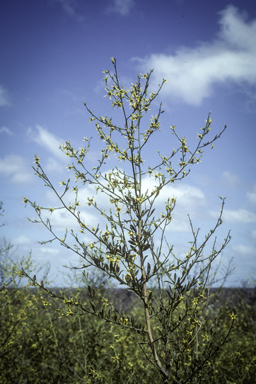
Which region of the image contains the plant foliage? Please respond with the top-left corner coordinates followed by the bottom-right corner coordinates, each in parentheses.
top-left (21, 59), bottom-right (234, 383)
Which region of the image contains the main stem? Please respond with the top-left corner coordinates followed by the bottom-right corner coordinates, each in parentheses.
top-left (136, 118), bottom-right (168, 382)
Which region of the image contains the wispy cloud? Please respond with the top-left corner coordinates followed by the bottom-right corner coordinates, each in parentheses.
top-left (12, 235), bottom-right (32, 246)
top-left (231, 243), bottom-right (254, 255)
top-left (27, 126), bottom-right (65, 161)
top-left (247, 185), bottom-right (256, 204)
top-left (56, 0), bottom-right (75, 17)
top-left (220, 171), bottom-right (240, 189)
top-left (0, 127), bottom-right (14, 135)
top-left (210, 208), bottom-right (256, 223)
top-left (0, 155), bottom-right (33, 184)
top-left (0, 85), bottom-right (11, 106)
top-left (45, 157), bottom-right (65, 173)
top-left (106, 0), bottom-right (134, 16)
top-left (54, 0), bottom-right (85, 22)
top-left (133, 5), bottom-right (256, 105)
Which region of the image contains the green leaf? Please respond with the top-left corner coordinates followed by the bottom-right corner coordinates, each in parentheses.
top-left (147, 262), bottom-right (151, 276)
top-left (143, 243), bottom-right (151, 251)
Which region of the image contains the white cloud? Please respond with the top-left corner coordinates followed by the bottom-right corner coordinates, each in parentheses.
top-left (12, 235), bottom-right (32, 246)
top-left (106, 0), bottom-right (134, 16)
top-left (40, 247), bottom-right (60, 255)
top-left (40, 207), bottom-right (99, 232)
top-left (11, 172), bottom-right (33, 184)
top-left (231, 244), bottom-right (254, 255)
top-left (251, 229), bottom-right (256, 240)
top-left (39, 176), bottom-right (202, 235)
top-left (0, 127), bottom-right (14, 135)
top-left (0, 85), bottom-right (11, 106)
top-left (45, 157), bottom-right (64, 174)
top-left (247, 185), bottom-right (256, 204)
top-left (210, 208), bottom-right (256, 223)
top-left (220, 171), bottom-right (240, 189)
top-left (0, 155), bottom-right (33, 184)
top-left (133, 5), bottom-right (256, 105)
top-left (165, 218), bottom-right (190, 233)
top-left (86, 172), bottom-right (206, 212)
top-left (0, 155), bottom-right (24, 175)
top-left (141, 176), bottom-right (206, 208)
top-left (27, 126), bottom-right (66, 161)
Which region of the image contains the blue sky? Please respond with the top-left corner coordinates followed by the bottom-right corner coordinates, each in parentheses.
top-left (1, 0), bottom-right (256, 287)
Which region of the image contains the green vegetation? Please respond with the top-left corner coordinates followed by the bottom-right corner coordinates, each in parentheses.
top-left (1, 271), bottom-right (256, 383)
top-left (1, 60), bottom-right (255, 383)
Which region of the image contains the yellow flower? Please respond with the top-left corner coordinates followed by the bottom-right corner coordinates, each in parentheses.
top-left (21, 197), bottom-right (29, 204)
top-left (230, 312), bottom-right (237, 320)
top-left (34, 155), bottom-right (41, 164)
